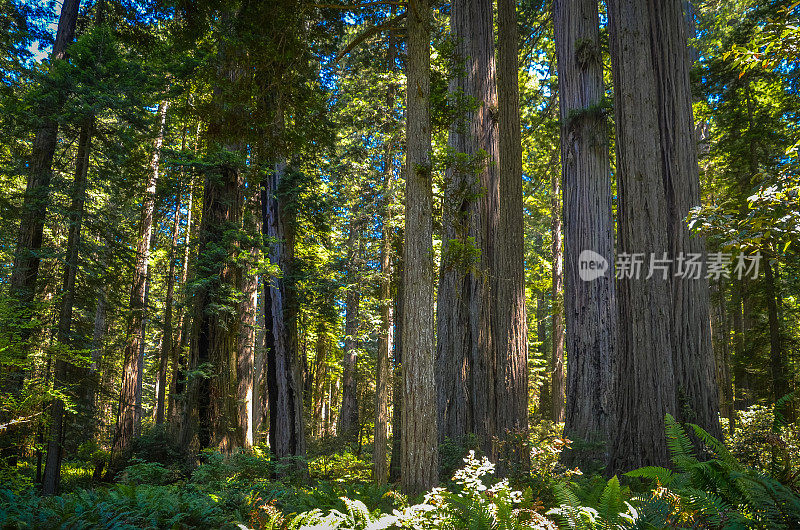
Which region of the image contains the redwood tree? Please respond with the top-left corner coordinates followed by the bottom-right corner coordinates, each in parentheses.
top-left (554, 0), bottom-right (616, 467)
top-left (401, 0), bottom-right (437, 495)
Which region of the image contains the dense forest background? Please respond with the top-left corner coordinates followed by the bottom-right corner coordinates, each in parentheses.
top-left (0, 0), bottom-right (799, 528)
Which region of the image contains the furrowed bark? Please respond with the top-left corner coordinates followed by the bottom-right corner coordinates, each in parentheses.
top-left (401, 0), bottom-right (437, 495)
top-left (554, 0), bottom-right (616, 467)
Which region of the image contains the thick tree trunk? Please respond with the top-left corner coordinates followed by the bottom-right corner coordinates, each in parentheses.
top-left (111, 100), bottom-right (169, 469)
top-left (607, 0), bottom-right (688, 473)
top-left (554, 0), bottom-right (616, 467)
top-left (41, 118), bottom-right (93, 495)
top-left (654, 0), bottom-right (721, 439)
top-left (339, 228), bottom-right (361, 444)
top-left (436, 0), bottom-right (498, 456)
top-left (185, 156), bottom-right (243, 452)
top-left (494, 0), bottom-right (529, 471)
top-left (155, 184), bottom-right (182, 425)
top-left (550, 166), bottom-right (565, 424)
top-left (263, 154), bottom-right (306, 465)
top-left (401, 0), bottom-right (437, 495)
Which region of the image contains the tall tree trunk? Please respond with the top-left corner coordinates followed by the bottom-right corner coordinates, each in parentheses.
top-left (550, 166), bottom-right (565, 424)
top-left (401, 0), bottom-right (437, 495)
top-left (8, 0), bottom-right (80, 309)
top-left (41, 118), bottom-right (93, 495)
top-left (536, 292), bottom-right (551, 417)
top-left (237, 181), bottom-right (259, 447)
top-left (1, 0), bottom-right (81, 464)
top-left (169, 150), bottom-right (197, 423)
top-left (374, 86), bottom-right (395, 481)
top-left (764, 255), bottom-right (789, 412)
top-left (263, 152), bottom-right (306, 465)
top-left (183, 41), bottom-right (248, 450)
top-left (339, 227), bottom-right (361, 444)
top-left (494, 0), bottom-right (529, 470)
top-left (656, 0), bottom-right (721, 439)
top-left (554, 0), bottom-right (616, 467)
top-left (155, 183), bottom-right (182, 425)
top-left (436, 0), bottom-right (498, 455)
top-left (608, 0), bottom-right (720, 472)
top-left (389, 231), bottom-right (404, 483)
top-left (111, 100), bottom-right (169, 469)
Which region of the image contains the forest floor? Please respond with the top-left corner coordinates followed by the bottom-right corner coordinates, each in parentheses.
top-left (1, 407), bottom-right (800, 529)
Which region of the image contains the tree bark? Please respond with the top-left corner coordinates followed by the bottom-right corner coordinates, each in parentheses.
top-left (263, 153), bottom-right (306, 465)
top-left (494, 0), bottom-right (529, 470)
top-left (554, 0), bottom-right (616, 467)
top-left (155, 182), bottom-right (183, 425)
top-left (41, 117), bottom-right (93, 495)
top-left (401, 0), bottom-right (437, 495)
top-left (389, 230), bottom-right (403, 483)
top-left (607, 0), bottom-right (723, 470)
top-left (764, 255), bottom-right (789, 410)
top-left (710, 280), bottom-right (735, 432)
top-left (550, 163), bottom-right (565, 424)
top-left (111, 100), bottom-right (169, 469)
top-left (436, 0), bottom-right (498, 456)
top-left (374, 101), bottom-right (395, 482)
top-left (339, 227), bottom-right (361, 444)
top-left (536, 292), bottom-right (551, 418)
top-left (655, 0), bottom-right (721, 439)
top-left (237, 180), bottom-right (260, 447)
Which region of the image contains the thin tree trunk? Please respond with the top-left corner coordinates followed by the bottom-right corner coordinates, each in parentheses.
top-left (495, 0), bottom-right (529, 471)
top-left (111, 100), bottom-right (169, 470)
top-left (1, 0), bottom-right (81, 464)
top-left (401, 0), bottom-right (437, 495)
top-left (339, 228), bottom-right (361, 444)
top-left (710, 280), bottom-right (735, 432)
top-left (312, 323), bottom-right (328, 438)
top-left (389, 231), bottom-right (403, 483)
top-left (554, 0), bottom-right (616, 467)
top-left (42, 117), bottom-right (93, 495)
top-left (155, 184), bottom-right (182, 425)
top-left (536, 292), bottom-right (550, 417)
top-left (764, 255), bottom-right (789, 409)
top-left (550, 166), bottom-right (565, 424)
top-left (374, 67), bottom-right (395, 479)
top-left (237, 181), bottom-right (259, 447)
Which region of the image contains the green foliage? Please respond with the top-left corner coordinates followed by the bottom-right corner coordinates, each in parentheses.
top-left (727, 405), bottom-right (800, 490)
top-left (626, 414), bottom-right (800, 529)
top-left (0, 484), bottom-right (242, 529)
